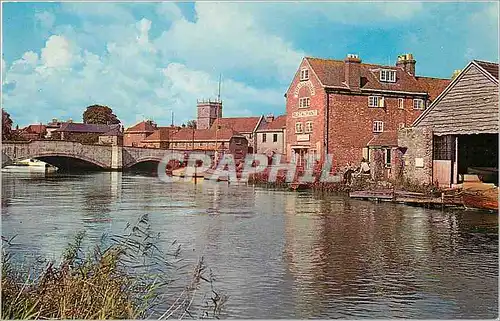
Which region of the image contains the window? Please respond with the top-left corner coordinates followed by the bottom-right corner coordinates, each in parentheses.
top-left (384, 148), bottom-right (392, 167)
top-left (413, 99), bottom-right (425, 110)
top-left (398, 123), bottom-right (405, 130)
top-left (300, 69), bottom-right (309, 81)
top-left (295, 122), bottom-right (303, 133)
top-left (398, 98), bottom-right (404, 109)
top-left (262, 133), bottom-right (267, 142)
top-left (273, 133), bottom-right (278, 142)
top-left (305, 121), bottom-right (313, 133)
top-left (249, 133), bottom-right (253, 139)
top-left (368, 96), bottom-right (384, 108)
top-left (373, 121), bottom-right (384, 133)
top-left (299, 97), bottom-right (310, 108)
top-left (380, 69), bottom-right (396, 82)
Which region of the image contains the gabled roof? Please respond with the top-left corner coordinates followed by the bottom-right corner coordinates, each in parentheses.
top-left (258, 115), bottom-right (287, 131)
top-left (304, 57), bottom-right (449, 100)
top-left (367, 131), bottom-right (398, 147)
top-left (474, 60), bottom-right (499, 81)
top-left (412, 60), bottom-right (499, 134)
top-left (22, 124), bottom-right (46, 134)
top-left (142, 126), bottom-right (179, 142)
top-left (170, 128), bottom-right (245, 141)
top-left (125, 120), bottom-right (156, 133)
top-left (55, 123), bottom-right (120, 134)
top-left (211, 116), bottom-right (262, 133)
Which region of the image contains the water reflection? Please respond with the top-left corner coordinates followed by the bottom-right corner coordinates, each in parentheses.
top-left (1, 172), bottom-right (498, 319)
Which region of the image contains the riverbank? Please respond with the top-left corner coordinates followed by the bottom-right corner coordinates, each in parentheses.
top-left (1, 215), bottom-right (225, 319)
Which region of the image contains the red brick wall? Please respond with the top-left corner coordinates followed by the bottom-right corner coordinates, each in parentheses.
top-left (285, 59), bottom-right (326, 162)
top-left (124, 132), bottom-right (150, 147)
top-left (327, 93), bottom-right (426, 170)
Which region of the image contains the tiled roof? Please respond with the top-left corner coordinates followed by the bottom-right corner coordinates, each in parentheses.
top-left (171, 128), bottom-right (243, 141)
top-left (142, 126), bottom-right (179, 142)
top-left (305, 57), bottom-right (450, 99)
top-left (125, 120), bottom-right (156, 133)
top-left (55, 123), bottom-right (120, 134)
top-left (102, 127), bottom-right (123, 136)
top-left (415, 77), bottom-right (451, 102)
top-left (474, 60), bottom-right (499, 80)
top-left (22, 124), bottom-right (46, 134)
top-left (211, 117), bottom-right (261, 133)
top-left (259, 115), bottom-right (287, 131)
top-left (367, 131), bottom-right (398, 147)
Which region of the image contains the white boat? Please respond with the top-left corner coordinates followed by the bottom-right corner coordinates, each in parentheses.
top-left (2, 159), bottom-right (58, 173)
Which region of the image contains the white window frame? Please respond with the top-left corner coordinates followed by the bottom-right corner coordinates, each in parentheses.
top-left (295, 122), bottom-right (303, 134)
top-left (380, 69), bottom-right (396, 82)
top-left (368, 96), bottom-right (384, 108)
top-left (398, 98), bottom-right (404, 109)
top-left (262, 133), bottom-right (267, 143)
top-left (413, 99), bottom-right (425, 110)
top-left (300, 69), bottom-right (309, 81)
top-left (373, 121), bottom-right (384, 133)
top-left (299, 97), bottom-right (310, 108)
top-left (273, 133), bottom-right (278, 142)
top-left (305, 121), bottom-right (313, 133)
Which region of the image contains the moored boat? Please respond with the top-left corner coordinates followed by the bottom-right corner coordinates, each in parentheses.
top-left (2, 159), bottom-right (58, 173)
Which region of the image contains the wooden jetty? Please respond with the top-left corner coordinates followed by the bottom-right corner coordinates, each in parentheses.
top-left (349, 189), bottom-right (466, 209)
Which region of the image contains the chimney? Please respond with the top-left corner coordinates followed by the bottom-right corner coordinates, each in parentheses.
top-left (344, 54), bottom-right (361, 91)
top-left (265, 114), bottom-right (274, 123)
top-left (396, 53), bottom-right (416, 76)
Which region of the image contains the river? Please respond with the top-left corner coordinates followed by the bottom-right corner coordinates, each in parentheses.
top-left (1, 171), bottom-right (498, 319)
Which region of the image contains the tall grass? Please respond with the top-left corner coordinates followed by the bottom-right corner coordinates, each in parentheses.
top-left (1, 214), bottom-right (226, 319)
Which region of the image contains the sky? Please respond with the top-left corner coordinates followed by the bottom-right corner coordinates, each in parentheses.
top-left (1, 1), bottom-right (499, 127)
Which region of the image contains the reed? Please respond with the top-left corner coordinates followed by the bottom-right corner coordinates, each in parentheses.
top-left (1, 214), bottom-right (226, 319)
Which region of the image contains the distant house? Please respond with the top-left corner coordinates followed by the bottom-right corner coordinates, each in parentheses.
top-left (285, 53), bottom-right (450, 169)
top-left (55, 122), bottom-right (122, 143)
top-left (255, 114), bottom-right (287, 156)
top-left (124, 120), bottom-right (157, 147)
top-left (170, 128), bottom-right (248, 161)
top-left (400, 60), bottom-right (499, 187)
top-left (196, 99), bottom-right (263, 153)
top-left (18, 124), bottom-right (46, 140)
top-left (140, 126), bottom-right (180, 149)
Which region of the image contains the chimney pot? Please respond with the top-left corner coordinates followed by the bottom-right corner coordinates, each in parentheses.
top-left (344, 53), bottom-right (361, 91)
top-left (396, 53), bottom-right (416, 76)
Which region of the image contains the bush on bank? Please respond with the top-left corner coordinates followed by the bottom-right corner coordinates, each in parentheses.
top-left (1, 215), bottom-right (226, 320)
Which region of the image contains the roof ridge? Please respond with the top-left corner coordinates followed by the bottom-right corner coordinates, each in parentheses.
top-left (473, 59), bottom-right (499, 65)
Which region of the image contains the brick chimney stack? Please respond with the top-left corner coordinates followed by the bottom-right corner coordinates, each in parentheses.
top-left (344, 54), bottom-right (361, 91)
top-left (265, 114), bottom-right (274, 123)
top-left (396, 53), bottom-right (416, 76)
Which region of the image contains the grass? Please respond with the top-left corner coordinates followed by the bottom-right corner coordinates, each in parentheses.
top-left (1, 214), bottom-right (227, 319)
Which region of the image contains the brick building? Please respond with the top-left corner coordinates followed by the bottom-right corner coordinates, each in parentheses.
top-left (285, 53), bottom-right (450, 170)
top-left (124, 120), bottom-right (157, 147)
top-left (169, 128), bottom-right (248, 161)
top-left (196, 99), bottom-right (263, 153)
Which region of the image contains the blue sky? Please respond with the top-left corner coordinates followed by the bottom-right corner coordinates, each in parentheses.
top-left (2, 2), bottom-right (498, 127)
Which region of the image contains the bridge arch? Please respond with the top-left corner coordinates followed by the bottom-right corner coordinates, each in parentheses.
top-left (22, 153), bottom-right (108, 170)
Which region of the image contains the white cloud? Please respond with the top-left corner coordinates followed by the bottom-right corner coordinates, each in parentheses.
top-left (154, 2), bottom-right (305, 83)
top-left (40, 35), bottom-right (77, 69)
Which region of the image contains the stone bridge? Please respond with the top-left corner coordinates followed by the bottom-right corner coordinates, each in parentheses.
top-left (1, 140), bottom-right (202, 171)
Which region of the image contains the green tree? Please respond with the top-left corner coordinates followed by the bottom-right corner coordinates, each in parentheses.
top-left (2, 109), bottom-right (13, 141)
top-left (82, 105), bottom-right (120, 125)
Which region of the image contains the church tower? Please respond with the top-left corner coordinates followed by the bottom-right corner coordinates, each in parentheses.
top-left (196, 99), bottom-right (222, 130)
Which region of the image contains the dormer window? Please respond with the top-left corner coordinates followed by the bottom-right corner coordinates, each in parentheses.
top-left (380, 69), bottom-right (396, 82)
top-left (300, 69), bottom-right (309, 81)
top-left (413, 99), bottom-right (425, 110)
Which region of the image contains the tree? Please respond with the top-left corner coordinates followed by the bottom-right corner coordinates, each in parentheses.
top-left (2, 109), bottom-right (13, 141)
top-left (186, 120), bottom-right (197, 128)
top-left (82, 105), bottom-right (120, 125)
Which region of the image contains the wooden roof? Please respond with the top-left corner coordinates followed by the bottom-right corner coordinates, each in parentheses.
top-left (413, 60), bottom-right (499, 135)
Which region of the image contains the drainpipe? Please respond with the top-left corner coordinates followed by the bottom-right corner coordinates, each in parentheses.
top-left (324, 91), bottom-right (330, 161)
